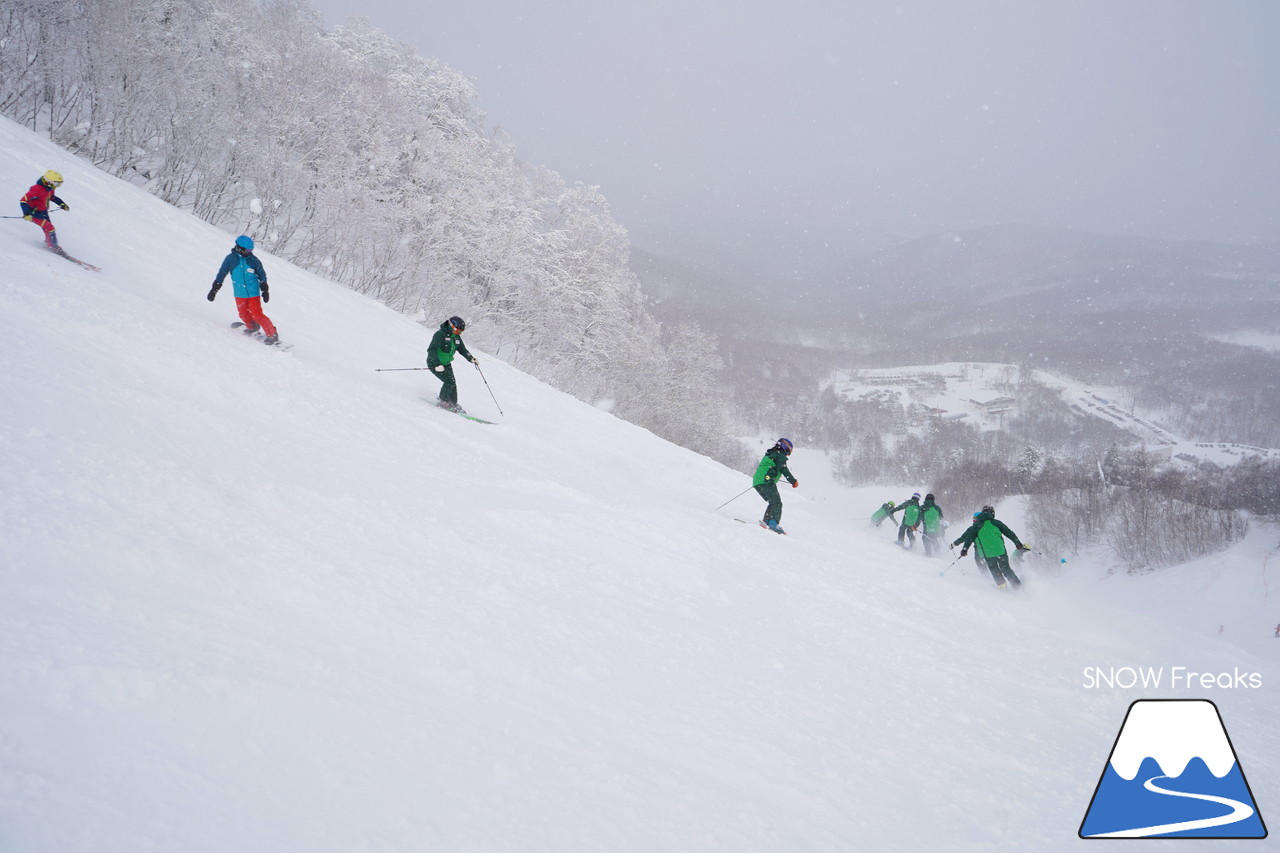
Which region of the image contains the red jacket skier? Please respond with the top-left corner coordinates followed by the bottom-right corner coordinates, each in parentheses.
top-left (19, 170), bottom-right (69, 248)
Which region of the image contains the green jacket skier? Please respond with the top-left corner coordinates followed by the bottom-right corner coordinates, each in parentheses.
top-left (752, 438), bottom-right (797, 534)
top-left (952, 505), bottom-right (1030, 589)
top-left (891, 492), bottom-right (922, 548)
top-left (870, 500), bottom-right (896, 527)
top-left (427, 315), bottom-right (478, 412)
top-left (920, 493), bottom-right (945, 557)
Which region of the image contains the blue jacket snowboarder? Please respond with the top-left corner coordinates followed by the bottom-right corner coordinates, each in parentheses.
top-left (208, 235), bottom-right (278, 344)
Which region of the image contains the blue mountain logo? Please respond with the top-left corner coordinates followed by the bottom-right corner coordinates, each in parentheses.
top-left (1080, 699), bottom-right (1267, 839)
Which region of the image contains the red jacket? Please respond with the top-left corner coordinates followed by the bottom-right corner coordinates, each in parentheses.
top-left (19, 181), bottom-right (63, 215)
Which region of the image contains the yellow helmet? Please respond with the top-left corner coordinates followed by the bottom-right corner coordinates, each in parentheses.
top-left (43, 170), bottom-right (64, 186)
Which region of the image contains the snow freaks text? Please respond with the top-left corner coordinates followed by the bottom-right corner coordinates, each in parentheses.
top-left (1082, 667), bottom-right (1263, 690)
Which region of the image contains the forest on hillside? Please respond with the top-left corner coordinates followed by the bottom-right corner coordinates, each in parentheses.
top-left (0, 0), bottom-right (748, 467)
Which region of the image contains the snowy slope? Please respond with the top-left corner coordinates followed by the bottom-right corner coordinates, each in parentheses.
top-left (1, 117), bottom-right (1276, 852)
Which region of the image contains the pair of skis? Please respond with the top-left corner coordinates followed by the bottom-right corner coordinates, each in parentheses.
top-left (429, 399), bottom-right (496, 425)
top-left (735, 518), bottom-right (787, 535)
top-left (47, 244), bottom-right (100, 271)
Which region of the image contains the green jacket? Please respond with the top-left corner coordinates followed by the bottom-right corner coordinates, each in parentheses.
top-left (870, 501), bottom-right (895, 523)
top-left (952, 511), bottom-right (1023, 558)
top-left (921, 500), bottom-right (944, 534)
top-left (752, 448), bottom-right (796, 487)
top-left (894, 496), bottom-right (921, 526)
top-left (427, 321), bottom-right (474, 367)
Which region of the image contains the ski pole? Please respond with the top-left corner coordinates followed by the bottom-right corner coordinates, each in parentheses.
top-left (939, 554), bottom-right (963, 577)
top-left (3, 208), bottom-right (65, 218)
top-left (474, 363), bottom-right (503, 416)
top-left (374, 367), bottom-right (432, 372)
top-left (714, 486), bottom-right (754, 511)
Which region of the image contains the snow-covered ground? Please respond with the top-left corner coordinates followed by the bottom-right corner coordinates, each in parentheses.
top-left (1211, 331), bottom-right (1280, 353)
top-left (831, 363), bottom-right (1279, 465)
top-left (830, 362), bottom-right (1021, 430)
top-left (2, 117), bottom-right (1277, 851)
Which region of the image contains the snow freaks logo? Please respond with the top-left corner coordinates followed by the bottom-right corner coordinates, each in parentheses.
top-left (1079, 700), bottom-right (1268, 839)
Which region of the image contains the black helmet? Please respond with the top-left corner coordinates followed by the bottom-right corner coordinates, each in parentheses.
top-left (982, 505), bottom-right (995, 515)
top-left (448, 316), bottom-right (466, 332)
top-left (925, 493), bottom-right (935, 501)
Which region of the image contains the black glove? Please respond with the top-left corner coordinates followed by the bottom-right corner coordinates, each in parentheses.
top-left (58, 202), bottom-right (70, 211)
top-left (960, 548), bottom-right (969, 557)
top-left (1017, 544), bottom-right (1031, 552)
top-left (207, 283), bottom-right (221, 302)
top-left (260, 282), bottom-right (269, 303)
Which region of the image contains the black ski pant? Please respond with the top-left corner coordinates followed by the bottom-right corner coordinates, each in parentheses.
top-left (429, 363), bottom-right (458, 405)
top-left (922, 531), bottom-right (940, 557)
top-left (983, 553), bottom-right (1022, 588)
top-left (754, 482), bottom-right (783, 525)
top-left (897, 522), bottom-right (917, 548)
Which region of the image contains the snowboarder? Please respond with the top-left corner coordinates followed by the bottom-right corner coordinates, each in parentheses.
top-left (920, 493), bottom-right (945, 557)
top-left (891, 492), bottom-right (922, 549)
top-left (19, 170), bottom-right (69, 249)
top-left (208, 236), bottom-right (279, 345)
top-left (427, 315), bottom-right (478, 413)
top-left (752, 438), bottom-right (798, 534)
top-left (952, 505), bottom-right (1031, 590)
top-left (870, 500), bottom-right (896, 527)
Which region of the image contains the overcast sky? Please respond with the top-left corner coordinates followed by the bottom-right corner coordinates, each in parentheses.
top-left (308, 0), bottom-right (1280, 271)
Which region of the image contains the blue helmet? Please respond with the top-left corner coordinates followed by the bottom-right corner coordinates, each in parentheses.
top-left (777, 438), bottom-right (794, 454)
top-left (235, 235), bottom-right (255, 251)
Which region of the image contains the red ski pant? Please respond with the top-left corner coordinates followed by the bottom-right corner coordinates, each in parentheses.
top-left (235, 296), bottom-right (277, 337)
top-left (28, 212), bottom-right (56, 246)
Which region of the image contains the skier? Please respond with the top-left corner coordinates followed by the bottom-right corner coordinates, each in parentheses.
top-left (208, 236), bottom-right (279, 345)
top-left (870, 500), bottom-right (896, 527)
top-left (968, 512), bottom-right (986, 567)
top-left (920, 493), bottom-right (945, 557)
top-left (952, 505), bottom-right (1031, 590)
top-left (19, 169), bottom-right (69, 249)
top-left (752, 438), bottom-right (798, 534)
top-left (427, 315), bottom-right (478, 413)
top-left (1274, 623), bottom-right (1279, 638)
top-left (891, 492), bottom-right (923, 549)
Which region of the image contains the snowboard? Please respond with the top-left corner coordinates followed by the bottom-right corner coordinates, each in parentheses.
top-left (230, 321), bottom-right (293, 351)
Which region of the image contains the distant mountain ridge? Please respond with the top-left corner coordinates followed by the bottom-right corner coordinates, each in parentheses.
top-left (635, 224), bottom-right (1280, 347)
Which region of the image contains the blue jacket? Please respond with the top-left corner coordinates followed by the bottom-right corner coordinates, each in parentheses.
top-left (214, 250), bottom-right (267, 298)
